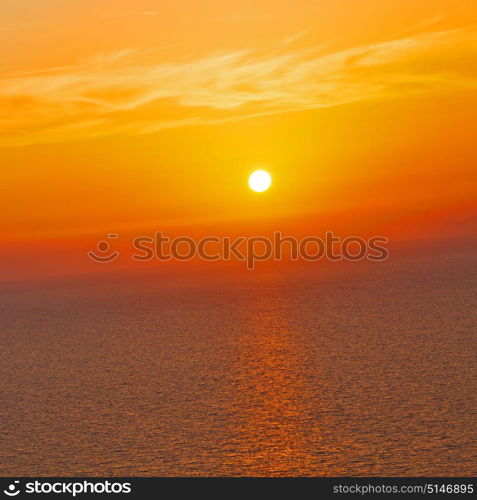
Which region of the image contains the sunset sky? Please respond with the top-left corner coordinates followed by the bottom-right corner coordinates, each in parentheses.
top-left (1, 0), bottom-right (476, 279)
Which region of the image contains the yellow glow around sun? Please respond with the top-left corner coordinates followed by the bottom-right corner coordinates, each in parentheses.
top-left (249, 170), bottom-right (272, 192)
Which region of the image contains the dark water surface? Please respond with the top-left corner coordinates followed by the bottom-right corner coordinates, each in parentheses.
top-left (1, 254), bottom-right (476, 476)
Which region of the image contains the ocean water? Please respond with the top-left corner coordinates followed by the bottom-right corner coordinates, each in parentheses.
top-left (0, 253), bottom-right (476, 476)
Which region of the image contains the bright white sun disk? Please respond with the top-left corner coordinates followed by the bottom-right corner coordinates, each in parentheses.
top-left (248, 170), bottom-right (272, 192)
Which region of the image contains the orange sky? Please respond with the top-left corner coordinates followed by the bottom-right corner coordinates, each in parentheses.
top-left (1, 0), bottom-right (476, 279)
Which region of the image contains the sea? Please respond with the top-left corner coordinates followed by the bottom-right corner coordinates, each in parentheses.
top-left (0, 251), bottom-right (475, 476)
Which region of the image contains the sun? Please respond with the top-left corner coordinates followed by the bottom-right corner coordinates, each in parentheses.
top-left (248, 170), bottom-right (272, 192)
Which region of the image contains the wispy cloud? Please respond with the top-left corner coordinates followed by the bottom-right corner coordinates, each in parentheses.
top-left (1, 27), bottom-right (476, 147)
top-left (282, 30), bottom-right (308, 47)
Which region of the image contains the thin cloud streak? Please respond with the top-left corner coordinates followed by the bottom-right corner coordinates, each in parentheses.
top-left (1, 27), bottom-right (476, 147)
